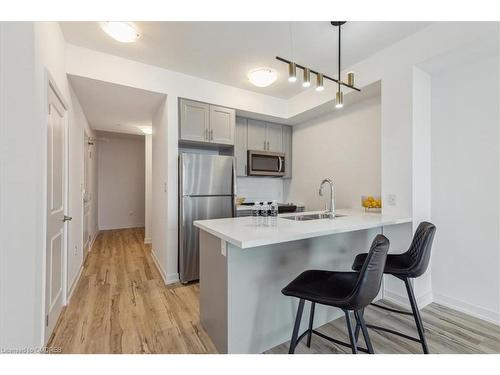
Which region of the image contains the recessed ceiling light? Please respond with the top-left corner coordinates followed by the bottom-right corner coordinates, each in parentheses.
top-left (139, 126), bottom-right (152, 135)
top-left (99, 22), bottom-right (140, 43)
top-left (247, 68), bottom-right (278, 88)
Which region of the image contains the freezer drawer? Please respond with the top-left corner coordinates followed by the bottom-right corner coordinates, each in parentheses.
top-left (179, 195), bottom-right (233, 283)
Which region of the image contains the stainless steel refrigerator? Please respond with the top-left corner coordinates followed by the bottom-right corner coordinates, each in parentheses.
top-left (179, 153), bottom-right (235, 283)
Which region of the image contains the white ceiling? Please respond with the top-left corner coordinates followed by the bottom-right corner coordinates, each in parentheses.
top-left (68, 75), bottom-right (165, 135)
top-left (61, 21), bottom-right (431, 99)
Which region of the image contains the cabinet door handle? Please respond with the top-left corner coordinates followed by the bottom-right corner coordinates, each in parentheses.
top-left (205, 128), bottom-right (209, 140)
top-left (210, 129), bottom-right (213, 141)
top-left (263, 140), bottom-right (266, 150)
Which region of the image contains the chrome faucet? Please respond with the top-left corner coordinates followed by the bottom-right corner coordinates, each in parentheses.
top-left (319, 178), bottom-right (335, 218)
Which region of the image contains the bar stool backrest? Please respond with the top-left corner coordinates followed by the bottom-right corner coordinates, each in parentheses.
top-left (405, 222), bottom-right (436, 278)
top-left (348, 234), bottom-right (389, 310)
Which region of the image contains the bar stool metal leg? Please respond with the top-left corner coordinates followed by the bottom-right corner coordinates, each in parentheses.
top-left (355, 310), bottom-right (374, 354)
top-left (289, 299), bottom-right (305, 354)
top-left (344, 310), bottom-right (358, 354)
top-left (307, 302), bottom-right (316, 348)
top-left (404, 278), bottom-right (429, 354)
top-left (354, 308), bottom-right (363, 343)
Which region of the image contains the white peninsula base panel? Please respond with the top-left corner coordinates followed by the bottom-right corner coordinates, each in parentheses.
top-left (199, 222), bottom-right (411, 354)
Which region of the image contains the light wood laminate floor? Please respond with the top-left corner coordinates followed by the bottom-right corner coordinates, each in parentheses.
top-left (49, 228), bottom-right (500, 354)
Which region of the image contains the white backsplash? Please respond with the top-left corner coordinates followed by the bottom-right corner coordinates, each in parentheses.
top-left (236, 177), bottom-right (284, 203)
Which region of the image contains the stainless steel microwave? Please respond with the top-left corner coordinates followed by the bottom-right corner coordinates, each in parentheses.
top-left (247, 150), bottom-right (285, 177)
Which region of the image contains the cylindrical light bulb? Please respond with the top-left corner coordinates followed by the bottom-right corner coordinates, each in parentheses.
top-left (316, 73), bottom-right (324, 91)
top-left (302, 68), bottom-right (311, 87)
top-left (347, 72), bottom-right (355, 87)
top-left (335, 90), bottom-right (344, 108)
top-left (288, 62), bottom-right (297, 83)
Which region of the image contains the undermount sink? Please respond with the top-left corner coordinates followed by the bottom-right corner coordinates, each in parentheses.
top-left (282, 213), bottom-right (347, 221)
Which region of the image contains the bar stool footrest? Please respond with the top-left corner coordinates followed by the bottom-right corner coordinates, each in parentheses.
top-left (295, 329), bottom-right (370, 353)
top-left (370, 302), bottom-right (414, 316)
top-left (365, 324), bottom-right (422, 343)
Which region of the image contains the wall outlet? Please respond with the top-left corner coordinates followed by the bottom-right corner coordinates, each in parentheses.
top-left (387, 194), bottom-right (397, 206)
top-left (129, 210), bottom-right (135, 216)
top-left (74, 245), bottom-right (78, 256)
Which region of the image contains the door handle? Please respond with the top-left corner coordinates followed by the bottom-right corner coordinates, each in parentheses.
top-left (278, 157), bottom-right (283, 173)
top-left (62, 215), bottom-right (72, 222)
top-left (205, 128), bottom-right (209, 140)
top-left (210, 129), bottom-right (213, 141)
top-left (264, 140), bottom-right (266, 151)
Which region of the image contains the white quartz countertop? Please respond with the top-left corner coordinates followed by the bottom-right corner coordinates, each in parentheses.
top-left (194, 209), bottom-right (412, 249)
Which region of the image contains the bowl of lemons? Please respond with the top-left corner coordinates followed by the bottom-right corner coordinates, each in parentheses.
top-left (362, 195), bottom-right (382, 212)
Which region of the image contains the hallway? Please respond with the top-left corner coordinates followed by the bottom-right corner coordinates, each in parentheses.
top-left (48, 228), bottom-right (217, 353)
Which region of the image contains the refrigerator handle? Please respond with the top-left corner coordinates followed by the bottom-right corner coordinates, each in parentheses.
top-left (232, 157), bottom-right (237, 218)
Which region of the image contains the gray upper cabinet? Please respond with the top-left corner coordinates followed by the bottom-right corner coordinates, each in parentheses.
top-left (266, 122), bottom-right (283, 153)
top-left (210, 105), bottom-right (235, 145)
top-left (179, 99), bottom-right (209, 142)
top-left (235, 117), bottom-right (248, 176)
top-left (282, 125), bottom-right (293, 179)
top-left (247, 119), bottom-right (283, 152)
top-left (179, 99), bottom-right (235, 145)
top-left (247, 119), bottom-right (267, 151)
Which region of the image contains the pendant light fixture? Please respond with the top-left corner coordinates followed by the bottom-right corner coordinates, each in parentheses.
top-left (288, 62), bottom-right (297, 82)
top-left (332, 21), bottom-right (346, 108)
top-left (276, 21), bottom-right (361, 108)
top-left (316, 73), bottom-right (324, 91)
top-left (302, 68), bottom-right (311, 87)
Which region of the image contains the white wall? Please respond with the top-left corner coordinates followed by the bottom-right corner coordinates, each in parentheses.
top-left (285, 96), bottom-right (381, 211)
top-left (97, 132), bottom-right (145, 230)
top-left (430, 54), bottom-right (500, 324)
top-left (151, 98), bottom-right (171, 282)
top-left (0, 21), bottom-right (98, 348)
top-left (144, 134), bottom-right (152, 243)
top-left (0, 22), bottom-right (40, 350)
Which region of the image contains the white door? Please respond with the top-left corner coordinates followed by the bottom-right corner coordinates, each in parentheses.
top-left (45, 84), bottom-right (68, 339)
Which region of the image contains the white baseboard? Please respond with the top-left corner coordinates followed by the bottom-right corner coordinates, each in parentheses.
top-left (87, 230), bottom-right (100, 252)
top-left (150, 249), bottom-right (168, 284)
top-left (98, 223), bottom-right (145, 231)
top-left (166, 273), bottom-right (180, 284)
top-left (433, 293), bottom-right (500, 326)
top-left (144, 237), bottom-right (152, 244)
top-left (383, 289), bottom-right (432, 309)
top-left (67, 262), bottom-right (84, 303)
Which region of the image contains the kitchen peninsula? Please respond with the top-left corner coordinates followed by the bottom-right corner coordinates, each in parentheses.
top-left (194, 209), bottom-right (411, 353)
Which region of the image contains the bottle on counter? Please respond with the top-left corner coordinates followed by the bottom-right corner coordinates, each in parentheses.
top-left (261, 201), bottom-right (269, 226)
top-left (252, 202), bottom-right (260, 226)
top-left (270, 200), bottom-right (278, 226)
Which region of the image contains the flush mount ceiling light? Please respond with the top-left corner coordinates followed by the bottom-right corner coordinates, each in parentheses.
top-left (247, 68), bottom-right (278, 87)
top-left (100, 22), bottom-right (140, 43)
top-left (139, 126), bottom-right (152, 135)
top-left (276, 21), bottom-right (361, 108)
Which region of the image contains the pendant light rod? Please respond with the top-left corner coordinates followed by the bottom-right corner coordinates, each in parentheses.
top-left (275, 56), bottom-right (361, 91)
top-left (338, 22), bottom-right (341, 91)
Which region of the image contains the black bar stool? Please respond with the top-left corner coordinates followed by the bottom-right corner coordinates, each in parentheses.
top-left (351, 222), bottom-right (436, 354)
top-left (281, 234), bottom-right (389, 354)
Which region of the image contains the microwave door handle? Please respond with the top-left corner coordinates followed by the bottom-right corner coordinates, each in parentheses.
top-left (278, 156), bottom-right (283, 172)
